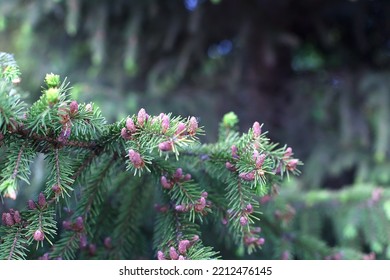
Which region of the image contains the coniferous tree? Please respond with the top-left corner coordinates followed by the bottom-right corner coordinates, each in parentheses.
top-left (2, 1), bottom-right (390, 260)
top-left (0, 53), bottom-right (302, 260)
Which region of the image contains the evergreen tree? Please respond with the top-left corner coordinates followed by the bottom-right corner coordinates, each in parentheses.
top-left (2, 0), bottom-right (390, 260)
top-left (0, 53), bottom-right (301, 259)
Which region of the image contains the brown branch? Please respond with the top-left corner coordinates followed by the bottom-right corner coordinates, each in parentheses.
top-left (11, 144), bottom-right (25, 179)
top-left (13, 125), bottom-right (98, 150)
top-left (54, 148), bottom-right (61, 187)
top-left (8, 227), bottom-right (22, 260)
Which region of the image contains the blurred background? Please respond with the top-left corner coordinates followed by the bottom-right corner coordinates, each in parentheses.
top-left (2, 0), bottom-right (390, 259)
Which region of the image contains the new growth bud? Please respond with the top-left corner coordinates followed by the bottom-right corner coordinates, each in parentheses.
top-left (62, 220), bottom-right (72, 230)
top-left (225, 161), bottom-right (236, 172)
top-left (160, 176), bottom-right (173, 190)
top-left (104, 237), bottom-right (112, 249)
top-left (188, 116), bottom-right (198, 135)
top-left (69, 101), bottom-right (79, 115)
top-left (286, 159), bottom-right (299, 171)
top-left (253, 151), bottom-right (266, 168)
top-left (243, 235), bottom-right (265, 246)
top-left (85, 103), bottom-right (93, 112)
top-left (245, 204), bottom-right (253, 213)
top-left (161, 114), bottom-right (170, 133)
top-left (252, 121), bottom-right (262, 138)
top-left (137, 108), bottom-right (148, 126)
top-left (34, 229), bottom-right (45, 241)
top-left (239, 171), bottom-right (255, 181)
top-left (221, 218), bottom-right (228, 225)
top-left (169, 247), bottom-right (179, 260)
top-left (45, 88), bottom-right (59, 104)
top-left (126, 117), bottom-right (136, 133)
top-left (38, 193), bottom-right (47, 207)
top-left (257, 237), bottom-right (265, 245)
top-left (222, 111), bottom-right (238, 128)
top-left (175, 122), bottom-right (187, 136)
top-left (195, 196), bottom-right (206, 212)
top-left (4, 213), bottom-right (14, 226)
top-left (128, 149), bottom-right (144, 168)
top-left (183, 173), bottom-right (191, 181)
top-left (178, 240), bottom-right (190, 254)
top-left (58, 127), bottom-right (71, 143)
top-left (157, 251), bottom-right (166, 260)
top-left (80, 234), bottom-right (88, 248)
top-left (175, 205), bottom-right (187, 212)
top-left (158, 141), bottom-right (173, 152)
top-left (121, 127), bottom-right (132, 140)
top-left (240, 216), bottom-right (248, 226)
top-left (52, 184), bottom-right (61, 194)
top-left (174, 168), bottom-right (183, 180)
top-left (284, 147), bottom-right (293, 158)
top-left (28, 200), bottom-right (36, 210)
top-left (231, 145), bottom-right (239, 159)
top-left (73, 216), bottom-right (84, 232)
top-left (13, 211), bottom-right (21, 224)
top-left (45, 73), bottom-right (60, 88)
top-left (5, 188), bottom-right (17, 200)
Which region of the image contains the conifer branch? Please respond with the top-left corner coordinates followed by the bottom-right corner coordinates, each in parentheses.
top-left (54, 148), bottom-right (61, 188)
top-left (1, 56), bottom-right (303, 260)
top-left (12, 125), bottom-right (98, 150)
top-left (8, 227), bottom-right (22, 260)
top-left (50, 155), bottom-right (118, 259)
top-left (109, 176), bottom-right (150, 259)
top-left (79, 157), bottom-right (116, 221)
top-left (0, 221), bottom-right (29, 260)
top-left (11, 144), bottom-right (25, 180)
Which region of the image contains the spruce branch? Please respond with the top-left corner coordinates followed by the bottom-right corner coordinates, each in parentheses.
top-left (8, 227), bottom-right (23, 260)
top-left (0, 52), bottom-right (21, 83)
top-left (12, 143), bottom-right (25, 180)
top-left (0, 138), bottom-right (36, 199)
top-left (70, 150), bottom-right (100, 181)
top-left (25, 204), bottom-right (57, 247)
top-left (50, 154), bottom-right (119, 259)
top-left (154, 207), bottom-right (219, 260)
top-left (50, 231), bottom-right (81, 260)
top-left (44, 146), bottom-right (76, 200)
top-left (0, 82), bottom-right (25, 133)
top-left (75, 156), bottom-right (117, 224)
top-left (0, 225), bottom-right (28, 260)
top-left (14, 125), bottom-right (98, 150)
top-left (0, 55), bottom-right (303, 260)
top-left (109, 175), bottom-right (152, 259)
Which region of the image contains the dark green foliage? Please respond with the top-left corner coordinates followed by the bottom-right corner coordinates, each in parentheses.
top-left (107, 169), bottom-right (153, 259)
top-left (3, 0), bottom-right (390, 261)
top-left (0, 139), bottom-right (36, 197)
top-left (256, 184), bottom-right (390, 260)
top-left (0, 53), bottom-right (301, 260)
top-left (0, 53), bottom-right (20, 83)
top-left (0, 225), bottom-right (29, 260)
